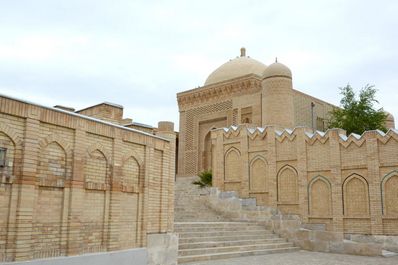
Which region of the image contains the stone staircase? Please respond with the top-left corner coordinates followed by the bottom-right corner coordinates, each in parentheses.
top-left (174, 177), bottom-right (299, 263)
top-left (175, 176), bottom-right (222, 222)
top-left (175, 221), bottom-right (298, 263)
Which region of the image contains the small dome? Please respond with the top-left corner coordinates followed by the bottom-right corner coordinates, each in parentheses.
top-left (204, 49), bottom-right (267, 86)
top-left (385, 111), bottom-right (394, 121)
top-left (263, 61), bottom-right (292, 79)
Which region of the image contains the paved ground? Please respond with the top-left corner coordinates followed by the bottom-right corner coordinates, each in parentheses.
top-left (184, 250), bottom-right (398, 265)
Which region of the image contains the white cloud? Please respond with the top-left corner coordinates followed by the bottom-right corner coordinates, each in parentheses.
top-left (0, 0), bottom-right (397, 127)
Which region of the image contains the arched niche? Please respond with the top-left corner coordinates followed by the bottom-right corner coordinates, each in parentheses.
top-left (224, 147), bottom-right (241, 182)
top-left (277, 165), bottom-right (298, 203)
top-left (122, 156), bottom-right (141, 188)
top-left (381, 170), bottom-right (398, 216)
top-left (38, 141), bottom-right (67, 186)
top-left (308, 176), bottom-right (332, 216)
top-left (343, 174), bottom-right (369, 216)
top-left (85, 149), bottom-right (108, 185)
top-left (249, 156), bottom-right (267, 191)
top-left (0, 131), bottom-right (16, 176)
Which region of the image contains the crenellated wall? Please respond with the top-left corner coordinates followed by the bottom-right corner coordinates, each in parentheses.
top-left (211, 125), bottom-right (398, 236)
top-left (0, 95), bottom-right (176, 262)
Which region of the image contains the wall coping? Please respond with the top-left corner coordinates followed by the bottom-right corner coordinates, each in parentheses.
top-left (0, 93), bottom-right (169, 142)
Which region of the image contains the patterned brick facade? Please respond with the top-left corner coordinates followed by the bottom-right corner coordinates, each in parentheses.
top-left (211, 125), bottom-right (398, 235)
top-left (0, 95), bottom-right (175, 262)
top-left (177, 53), bottom-right (337, 177)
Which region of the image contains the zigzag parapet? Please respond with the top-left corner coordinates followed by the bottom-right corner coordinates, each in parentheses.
top-left (217, 124), bottom-right (398, 146)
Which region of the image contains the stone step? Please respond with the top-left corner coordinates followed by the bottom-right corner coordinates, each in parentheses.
top-left (175, 218), bottom-right (223, 221)
top-left (175, 212), bottom-right (220, 216)
top-left (179, 242), bottom-right (295, 256)
top-left (174, 191), bottom-right (209, 194)
top-left (175, 218), bottom-right (225, 222)
top-left (175, 214), bottom-right (222, 218)
top-left (178, 247), bottom-right (300, 263)
top-left (174, 205), bottom-right (211, 209)
top-left (175, 213), bottom-right (221, 218)
top-left (175, 180), bottom-right (299, 263)
top-left (174, 222), bottom-right (262, 229)
top-left (174, 191), bottom-right (209, 195)
top-left (175, 217), bottom-right (222, 221)
top-left (175, 192), bottom-right (208, 194)
top-left (175, 211), bottom-right (221, 217)
top-left (179, 233), bottom-right (279, 244)
top-left (382, 250), bottom-right (398, 257)
top-left (175, 221), bottom-right (261, 226)
top-left (174, 206), bottom-right (211, 209)
top-left (179, 238), bottom-right (287, 249)
top-left (175, 214), bottom-right (220, 218)
top-left (178, 230), bottom-right (273, 238)
top-left (175, 225), bottom-right (266, 232)
top-left (175, 219), bottom-right (224, 222)
top-left (175, 203), bottom-right (210, 207)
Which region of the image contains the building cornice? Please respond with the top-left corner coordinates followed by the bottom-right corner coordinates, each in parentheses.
top-left (177, 74), bottom-right (262, 110)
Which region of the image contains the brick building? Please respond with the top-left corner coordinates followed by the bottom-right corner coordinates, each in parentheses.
top-left (176, 48), bottom-right (395, 176)
top-left (0, 94), bottom-right (176, 263)
top-left (176, 48), bottom-right (397, 238)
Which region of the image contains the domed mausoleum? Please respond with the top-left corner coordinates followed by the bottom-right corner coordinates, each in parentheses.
top-left (176, 48), bottom-right (395, 176)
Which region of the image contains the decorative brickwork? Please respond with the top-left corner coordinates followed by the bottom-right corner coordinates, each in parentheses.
top-left (382, 171), bottom-right (398, 216)
top-left (277, 165), bottom-right (298, 203)
top-left (0, 132), bottom-right (15, 179)
top-left (211, 125), bottom-right (398, 236)
top-left (122, 156), bottom-right (140, 191)
top-left (85, 150), bottom-right (108, 188)
top-left (0, 95), bottom-right (176, 262)
top-left (224, 148), bottom-right (241, 182)
top-left (308, 176), bottom-right (332, 217)
top-left (249, 156), bottom-right (267, 191)
top-left (277, 165), bottom-right (299, 214)
top-left (33, 187), bottom-right (64, 258)
top-left (181, 100), bottom-right (232, 175)
top-left (343, 174), bottom-right (369, 217)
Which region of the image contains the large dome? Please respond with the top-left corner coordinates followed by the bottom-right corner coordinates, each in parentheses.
top-left (204, 48), bottom-right (267, 86)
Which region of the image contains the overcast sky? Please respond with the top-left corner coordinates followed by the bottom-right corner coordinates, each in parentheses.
top-left (0, 0), bottom-right (397, 129)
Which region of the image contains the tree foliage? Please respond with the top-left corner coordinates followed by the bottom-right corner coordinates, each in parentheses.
top-left (328, 84), bottom-right (387, 135)
top-left (192, 169), bottom-right (212, 188)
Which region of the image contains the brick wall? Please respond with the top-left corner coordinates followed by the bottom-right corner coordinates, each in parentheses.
top-left (0, 95), bottom-right (175, 262)
top-left (212, 125), bottom-right (398, 236)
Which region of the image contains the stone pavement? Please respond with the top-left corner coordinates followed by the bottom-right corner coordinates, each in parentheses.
top-left (184, 250), bottom-right (398, 265)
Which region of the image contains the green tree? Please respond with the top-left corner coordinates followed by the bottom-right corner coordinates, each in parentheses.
top-left (328, 84), bottom-right (387, 135)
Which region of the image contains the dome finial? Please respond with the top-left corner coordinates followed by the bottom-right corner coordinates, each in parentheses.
top-left (240, 47), bottom-right (246, 57)
top-left (275, 57), bottom-right (278, 63)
